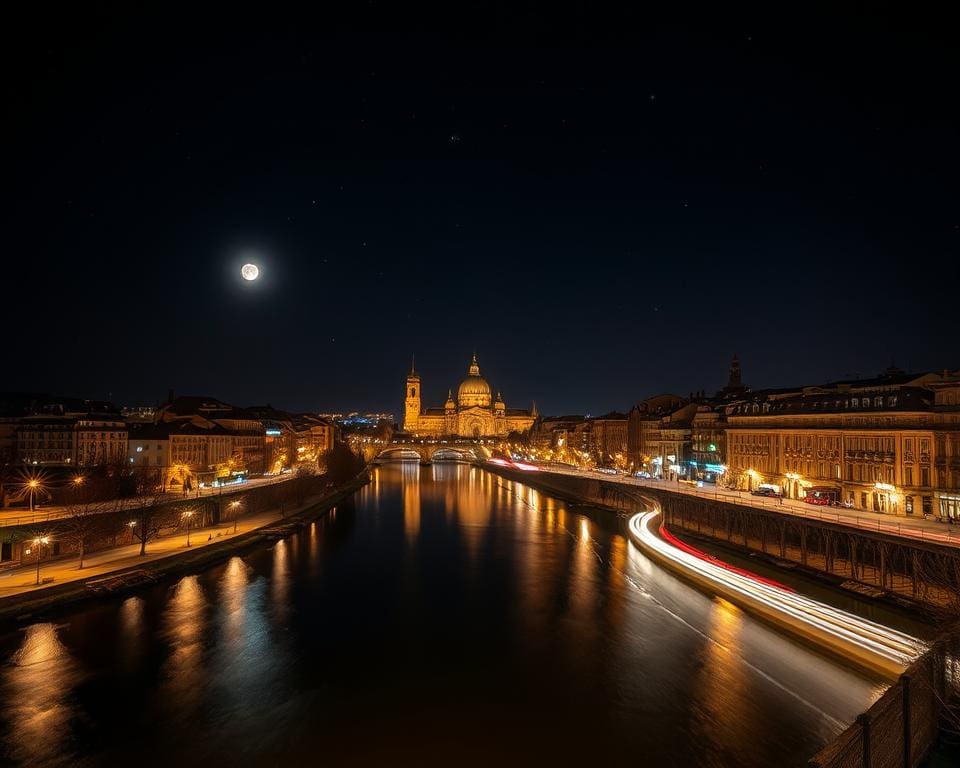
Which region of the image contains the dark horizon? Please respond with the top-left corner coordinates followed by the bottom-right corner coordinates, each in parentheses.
top-left (5, 5), bottom-right (957, 415)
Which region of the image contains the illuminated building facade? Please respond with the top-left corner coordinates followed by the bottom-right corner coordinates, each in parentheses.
top-left (587, 412), bottom-right (628, 465)
top-left (403, 354), bottom-right (536, 438)
top-left (724, 371), bottom-right (960, 519)
top-left (15, 402), bottom-right (128, 467)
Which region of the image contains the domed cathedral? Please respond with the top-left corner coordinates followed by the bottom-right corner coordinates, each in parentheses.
top-left (403, 353), bottom-right (537, 438)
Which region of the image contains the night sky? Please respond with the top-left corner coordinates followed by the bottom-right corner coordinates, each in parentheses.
top-left (6, 4), bottom-right (957, 416)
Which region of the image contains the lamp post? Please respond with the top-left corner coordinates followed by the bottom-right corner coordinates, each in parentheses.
top-left (27, 478), bottom-right (41, 515)
top-left (33, 536), bottom-right (49, 585)
top-left (183, 510), bottom-right (194, 546)
top-left (128, 519), bottom-right (137, 544)
top-left (230, 500), bottom-right (242, 534)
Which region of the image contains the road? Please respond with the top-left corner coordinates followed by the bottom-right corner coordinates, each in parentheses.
top-left (0, 472), bottom-right (294, 528)
top-left (514, 462), bottom-right (960, 548)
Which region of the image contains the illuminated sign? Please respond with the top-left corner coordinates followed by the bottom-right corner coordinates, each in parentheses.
top-left (705, 464), bottom-right (726, 473)
top-left (265, 429), bottom-right (282, 436)
top-left (708, 443), bottom-right (717, 452)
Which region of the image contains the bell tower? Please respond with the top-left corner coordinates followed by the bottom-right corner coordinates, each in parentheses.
top-left (404, 356), bottom-right (421, 433)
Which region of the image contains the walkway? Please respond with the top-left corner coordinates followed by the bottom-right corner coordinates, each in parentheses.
top-left (0, 491), bottom-right (326, 600)
top-left (0, 473), bottom-right (293, 528)
top-left (528, 464), bottom-right (960, 547)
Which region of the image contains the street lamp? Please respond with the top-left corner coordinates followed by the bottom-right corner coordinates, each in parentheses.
top-left (128, 519), bottom-right (137, 543)
top-left (182, 510), bottom-right (194, 546)
top-left (32, 536), bottom-right (50, 585)
top-left (230, 500), bottom-right (242, 534)
top-left (26, 478), bottom-right (41, 514)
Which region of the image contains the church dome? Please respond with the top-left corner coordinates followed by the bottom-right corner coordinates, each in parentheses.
top-left (458, 354), bottom-right (492, 407)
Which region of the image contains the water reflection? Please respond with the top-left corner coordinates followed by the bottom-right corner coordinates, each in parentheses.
top-left (403, 463), bottom-right (421, 542)
top-left (1, 624), bottom-right (80, 768)
top-left (694, 598), bottom-right (750, 762)
top-left (271, 541), bottom-right (291, 622)
top-left (118, 596), bottom-right (145, 671)
top-left (221, 557), bottom-right (251, 650)
top-left (158, 575), bottom-right (208, 717)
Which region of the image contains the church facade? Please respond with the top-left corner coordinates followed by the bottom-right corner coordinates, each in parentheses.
top-left (403, 354), bottom-right (537, 438)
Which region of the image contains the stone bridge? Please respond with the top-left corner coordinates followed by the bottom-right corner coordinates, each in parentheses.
top-left (363, 439), bottom-right (492, 464)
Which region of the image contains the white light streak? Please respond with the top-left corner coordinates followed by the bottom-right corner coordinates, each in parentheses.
top-left (627, 510), bottom-right (925, 680)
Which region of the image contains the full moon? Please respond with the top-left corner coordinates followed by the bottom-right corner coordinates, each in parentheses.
top-left (241, 263), bottom-right (260, 281)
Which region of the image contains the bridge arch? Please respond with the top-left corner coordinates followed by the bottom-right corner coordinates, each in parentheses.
top-left (369, 440), bottom-right (490, 464)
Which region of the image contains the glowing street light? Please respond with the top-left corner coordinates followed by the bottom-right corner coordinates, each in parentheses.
top-left (32, 536), bottom-right (50, 585)
top-left (24, 477), bottom-right (44, 514)
top-left (230, 499), bottom-right (242, 534)
top-left (182, 510), bottom-right (195, 547)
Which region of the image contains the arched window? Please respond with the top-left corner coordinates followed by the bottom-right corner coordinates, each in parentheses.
top-left (409, 387), bottom-right (416, 398)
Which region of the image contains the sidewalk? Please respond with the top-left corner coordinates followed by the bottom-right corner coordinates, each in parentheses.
top-left (0, 473), bottom-right (293, 528)
top-left (0, 494), bottom-right (322, 600)
top-left (532, 465), bottom-right (960, 548)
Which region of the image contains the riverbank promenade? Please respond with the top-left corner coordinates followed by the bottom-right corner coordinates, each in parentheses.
top-left (0, 491), bottom-right (332, 601)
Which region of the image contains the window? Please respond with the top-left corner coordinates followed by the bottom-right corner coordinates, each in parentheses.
top-left (921, 467), bottom-right (930, 486)
top-left (923, 496), bottom-right (932, 515)
top-left (905, 466), bottom-right (913, 486)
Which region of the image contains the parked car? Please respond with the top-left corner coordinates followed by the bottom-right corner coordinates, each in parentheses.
top-left (751, 487), bottom-right (782, 498)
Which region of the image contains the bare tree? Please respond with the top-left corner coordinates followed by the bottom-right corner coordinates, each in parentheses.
top-left (127, 467), bottom-right (166, 556)
top-left (61, 500), bottom-right (116, 569)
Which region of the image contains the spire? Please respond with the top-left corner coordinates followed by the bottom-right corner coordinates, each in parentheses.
top-left (410, 354), bottom-right (416, 375)
top-left (468, 351), bottom-right (480, 376)
top-left (531, 400), bottom-right (539, 417)
top-left (728, 354), bottom-right (742, 388)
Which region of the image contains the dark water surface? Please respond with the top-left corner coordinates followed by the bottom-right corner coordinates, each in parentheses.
top-left (0, 464), bottom-right (889, 767)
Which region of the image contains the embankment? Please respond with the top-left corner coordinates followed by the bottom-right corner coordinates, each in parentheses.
top-left (0, 474), bottom-right (368, 626)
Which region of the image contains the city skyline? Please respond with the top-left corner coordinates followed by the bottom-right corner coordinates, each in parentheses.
top-left (6, 351), bottom-right (955, 420)
top-left (6, 5), bottom-right (957, 414)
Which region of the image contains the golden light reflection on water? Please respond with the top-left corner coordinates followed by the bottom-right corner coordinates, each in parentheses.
top-left (694, 597), bottom-right (750, 759)
top-left (1, 623), bottom-right (80, 767)
top-left (159, 575), bottom-right (208, 713)
top-left (119, 596), bottom-right (145, 669)
top-left (567, 513), bottom-right (599, 629)
top-left (221, 556), bottom-right (251, 650)
top-left (403, 463), bottom-right (421, 541)
top-left (272, 540), bottom-right (291, 620)
top-left (605, 534), bottom-right (628, 630)
top-left (308, 520), bottom-right (320, 579)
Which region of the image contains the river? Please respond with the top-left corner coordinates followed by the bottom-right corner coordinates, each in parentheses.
top-left (0, 463), bottom-right (895, 766)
